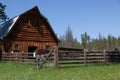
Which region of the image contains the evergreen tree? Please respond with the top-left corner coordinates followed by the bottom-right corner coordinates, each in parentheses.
top-left (65, 26), bottom-right (74, 48)
top-left (0, 2), bottom-right (8, 23)
top-left (59, 26), bottom-right (81, 49)
top-left (81, 32), bottom-right (90, 49)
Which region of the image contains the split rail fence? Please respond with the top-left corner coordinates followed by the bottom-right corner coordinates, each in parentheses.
top-left (58, 49), bottom-right (120, 66)
top-left (2, 52), bottom-right (36, 64)
top-left (1, 46), bottom-right (58, 69)
top-left (1, 48), bottom-right (120, 68)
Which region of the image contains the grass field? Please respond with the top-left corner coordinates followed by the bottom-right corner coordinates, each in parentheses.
top-left (0, 62), bottom-right (120, 80)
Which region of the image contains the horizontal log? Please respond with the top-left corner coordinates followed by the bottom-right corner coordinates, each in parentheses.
top-left (2, 58), bottom-right (35, 61)
top-left (59, 51), bottom-right (83, 53)
top-left (59, 58), bottom-right (85, 61)
top-left (87, 53), bottom-right (104, 56)
top-left (59, 62), bottom-right (84, 64)
top-left (87, 57), bottom-right (104, 60)
top-left (107, 59), bottom-right (120, 62)
top-left (59, 60), bottom-right (104, 64)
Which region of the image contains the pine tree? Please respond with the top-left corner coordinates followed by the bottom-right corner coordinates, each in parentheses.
top-left (59, 26), bottom-right (81, 49)
top-left (81, 32), bottom-right (90, 49)
top-left (0, 2), bottom-right (8, 23)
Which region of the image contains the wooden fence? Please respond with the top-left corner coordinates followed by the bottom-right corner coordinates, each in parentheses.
top-left (58, 49), bottom-right (120, 65)
top-left (1, 46), bottom-right (59, 69)
top-left (2, 52), bottom-right (36, 64)
top-left (1, 48), bottom-right (120, 68)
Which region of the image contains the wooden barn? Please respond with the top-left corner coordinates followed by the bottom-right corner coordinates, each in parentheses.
top-left (0, 6), bottom-right (59, 60)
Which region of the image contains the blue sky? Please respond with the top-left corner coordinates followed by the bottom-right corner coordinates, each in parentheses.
top-left (1, 0), bottom-right (120, 42)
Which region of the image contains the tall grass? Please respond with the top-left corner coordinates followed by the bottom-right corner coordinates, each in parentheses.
top-left (0, 62), bottom-right (120, 80)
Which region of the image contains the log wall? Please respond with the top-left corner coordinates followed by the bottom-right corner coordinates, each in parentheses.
top-left (2, 10), bottom-right (58, 53)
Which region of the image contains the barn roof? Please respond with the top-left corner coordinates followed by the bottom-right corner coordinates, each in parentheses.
top-left (0, 6), bottom-right (59, 41)
top-left (0, 16), bottom-right (19, 39)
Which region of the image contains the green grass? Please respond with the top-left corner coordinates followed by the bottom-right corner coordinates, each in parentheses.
top-left (0, 62), bottom-right (120, 80)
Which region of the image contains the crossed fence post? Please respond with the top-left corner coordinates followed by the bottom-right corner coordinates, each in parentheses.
top-left (35, 47), bottom-right (59, 69)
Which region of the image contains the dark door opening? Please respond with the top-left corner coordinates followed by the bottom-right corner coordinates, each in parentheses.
top-left (28, 46), bottom-right (37, 59)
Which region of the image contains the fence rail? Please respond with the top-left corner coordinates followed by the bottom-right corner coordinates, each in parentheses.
top-left (58, 49), bottom-right (120, 65)
top-left (1, 52), bottom-right (36, 64)
top-left (1, 48), bottom-right (120, 68)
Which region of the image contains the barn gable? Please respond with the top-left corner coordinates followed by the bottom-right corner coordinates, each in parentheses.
top-left (0, 6), bottom-right (59, 42)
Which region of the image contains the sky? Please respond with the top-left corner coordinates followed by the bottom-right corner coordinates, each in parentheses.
top-left (1, 0), bottom-right (120, 42)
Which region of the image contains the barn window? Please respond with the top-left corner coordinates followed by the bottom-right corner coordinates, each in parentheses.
top-left (22, 18), bottom-right (28, 26)
top-left (14, 44), bottom-right (19, 52)
top-left (45, 45), bottom-right (50, 50)
top-left (22, 18), bottom-right (32, 27)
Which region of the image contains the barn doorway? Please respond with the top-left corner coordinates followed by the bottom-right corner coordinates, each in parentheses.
top-left (28, 46), bottom-right (37, 59)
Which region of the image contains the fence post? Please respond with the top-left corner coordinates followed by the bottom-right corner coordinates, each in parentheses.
top-left (54, 46), bottom-right (59, 69)
top-left (1, 42), bottom-right (3, 61)
top-left (36, 55), bottom-right (40, 69)
top-left (84, 49), bottom-right (87, 66)
top-left (22, 51), bottom-right (24, 62)
top-left (103, 49), bottom-right (106, 64)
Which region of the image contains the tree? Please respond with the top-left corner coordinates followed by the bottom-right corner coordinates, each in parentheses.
top-left (73, 38), bottom-right (82, 49)
top-left (0, 2), bottom-right (8, 23)
top-left (59, 35), bottom-right (66, 48)
top-left (81, 32), bottom-right (90, 49)
top-left (65, 26), bottom-right (74, 48)
top-left (59, 26), bottom-right (81, 49)
top-left (107, 35), bottom-right (112, 51)
top-left (98, 33), bottom-right (106, 51)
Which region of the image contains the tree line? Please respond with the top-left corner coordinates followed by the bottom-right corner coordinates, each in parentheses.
top-left (59, 27), bottom-right (120, 51)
